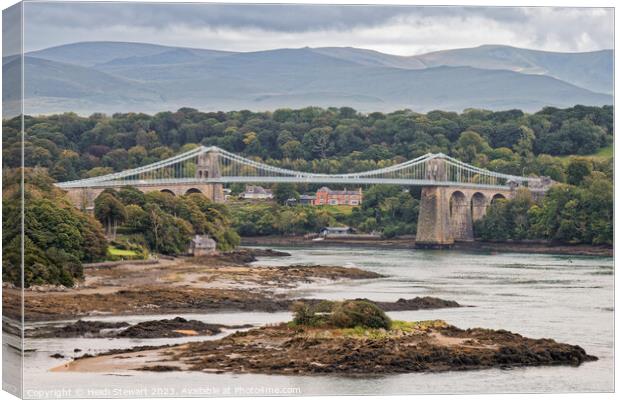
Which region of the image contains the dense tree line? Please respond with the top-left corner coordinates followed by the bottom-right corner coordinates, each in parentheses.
top-left (2, 169), bottom-right (240, 287)
top-left (231, 202), bottom-right (339, 236)
top-left (2, 169), bottom-right (108, 287)
top-left (475, 158), bottom-right (613, 245)
top-left (348, 186), bottom-right (420, 237)
top-left (96, 187), bottom-right (240, 255)
top-left (3, 105), bottom-right (612, 184)
top-left (230, 185), bottom-right (420, 238)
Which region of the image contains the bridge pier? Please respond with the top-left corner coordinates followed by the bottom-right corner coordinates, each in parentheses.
top-left (415, 186), bottom-right (454, 248)
top-left (415, 186), bottom-right (513, 248)
top-left (450, 191), bottom-right (474, 242)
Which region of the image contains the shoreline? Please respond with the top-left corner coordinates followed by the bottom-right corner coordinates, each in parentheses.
top-left (10, 246), bottom-right (608, 379)
top-left (240, 236), bottom-right (613, 257)
top-left (9, 295), bottom-right (463, 324)
top-left (5, 249), bottom-right (461, 323)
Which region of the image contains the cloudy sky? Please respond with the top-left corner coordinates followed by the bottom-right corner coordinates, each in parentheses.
top-left (21, 2), bottom-right (614, 55)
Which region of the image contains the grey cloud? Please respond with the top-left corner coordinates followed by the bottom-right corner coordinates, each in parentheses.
top-left (23, 3), bottom-right (533, 33)
top-left (20, 2), bottom-right (613, 54)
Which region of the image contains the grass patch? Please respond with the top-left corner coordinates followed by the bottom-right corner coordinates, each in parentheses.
top-left (595, 145), bottom-right (613, 158)
top-left (337, 325), bottom-right (390, 339)
top-left (557, 145), bottom-right (613, 163)
top-left (108, 246), bottom-right (139, 257)
top-left (312, 320), bottom-right (449, 339)
top-left (317, 205), bottom-right (356, 215)
top-left (390, 319), bottom-right (448, 332)
top-left (106, 244), bottom-right (148, 261)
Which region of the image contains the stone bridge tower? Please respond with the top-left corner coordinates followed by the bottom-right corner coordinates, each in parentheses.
top-left (195, 149), bottom-right (224, 203)
top-left (415, 158), bottom-right (455, 248)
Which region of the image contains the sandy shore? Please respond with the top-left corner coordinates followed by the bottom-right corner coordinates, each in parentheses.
top-left (51, 346), bottom-right (184, 373)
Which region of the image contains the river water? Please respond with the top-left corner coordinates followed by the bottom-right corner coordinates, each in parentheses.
top-left (8, 246), bottom-right (614, 397)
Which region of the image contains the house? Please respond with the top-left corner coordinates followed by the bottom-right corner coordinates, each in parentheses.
top-left (299, 194), bottom-right (317, 205)
top-left (319, 226), bottom-right (356, 237)
top-left (188, 234), bottom-right (217, 256)
top-left (314, 187), bottom-right (362, 206)
top-left (241, 185), bottom-right (273, 200)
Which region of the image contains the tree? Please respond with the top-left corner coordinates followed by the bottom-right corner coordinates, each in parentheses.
top-left (2, 169), bottom-right (107, 287)
top-left (348, 186), bottom-right (419, 237)
top-left (566, 158), bottom-right (592, 186)
top-left (143, 204), bottom-right (193, 255)
top-left (581, 172), bottom-right (613, 244)
top-left (95, 192), bottom-right (127, 238)
top-left (281, 140), bottom-right (303, 159)
top-left (490, 122), bottom-right (522, 148)
top-left (274, 183), bottom-right (299, 204)
top-left (536, 119), bottom-right (608, 155)
top-left (454, 131), bottom-right (491, 163)
top-left (302, 127), bottom-right (333, 159)
top-left (474, 199), bottom-right (511, 241)
top-left (118, 186), bottom-right (146, 207)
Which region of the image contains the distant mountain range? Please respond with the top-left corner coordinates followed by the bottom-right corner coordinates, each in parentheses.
top-left (3, 41), bottom-right (613, 115)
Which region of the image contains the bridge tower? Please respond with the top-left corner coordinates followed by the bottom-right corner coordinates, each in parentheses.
top-left (196, 149), bottom-right (224, 203)
top-left (415, 158), bottom-right (455, 248)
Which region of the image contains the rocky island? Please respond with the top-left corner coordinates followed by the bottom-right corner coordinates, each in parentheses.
top-left (53, 300), bottom-right (596, 375)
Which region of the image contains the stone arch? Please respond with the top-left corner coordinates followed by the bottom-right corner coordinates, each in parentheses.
top-left (185, 188), bottom-right (203, 195)
top-left (449, 191), bottom-right (466, 217)
top-left (471, 192), bottom-right (488, 222)
top-left (449, 191), bottom-right (473, 241)
top-left (160, 189), bottom-right (176, 196)
top-left (491, 193), bottom-right (506, 203)
top-left (93, 190), bottom-right (109, 201)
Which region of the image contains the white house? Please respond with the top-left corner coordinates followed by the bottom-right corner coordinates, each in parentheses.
top-left (241, 185), bottom-right (274, 200)
top-left (319, 226), bottom-right (356, 237)
top-left (189, 234), bottom-right (218, 256)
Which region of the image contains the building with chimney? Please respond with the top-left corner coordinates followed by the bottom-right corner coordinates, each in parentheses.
top-left (314, 187), bottom-right (363, 206)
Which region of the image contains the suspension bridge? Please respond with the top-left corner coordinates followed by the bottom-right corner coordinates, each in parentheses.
top-left (56, 146), bottom-right (553, 247)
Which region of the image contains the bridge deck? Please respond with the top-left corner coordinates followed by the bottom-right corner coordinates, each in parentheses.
top-left (55, 146), bottom-right (551, 193)
top-left (57, 177), bottom-right (534, 192)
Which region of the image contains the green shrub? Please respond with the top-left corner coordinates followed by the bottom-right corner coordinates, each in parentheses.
top-left (291, 300), bottom-right (391, 329)
top-left (330, 300), bottom-right (391, 329)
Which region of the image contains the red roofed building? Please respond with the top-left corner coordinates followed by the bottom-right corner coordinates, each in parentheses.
top-left (314, 187), bottom-right (363, 206)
